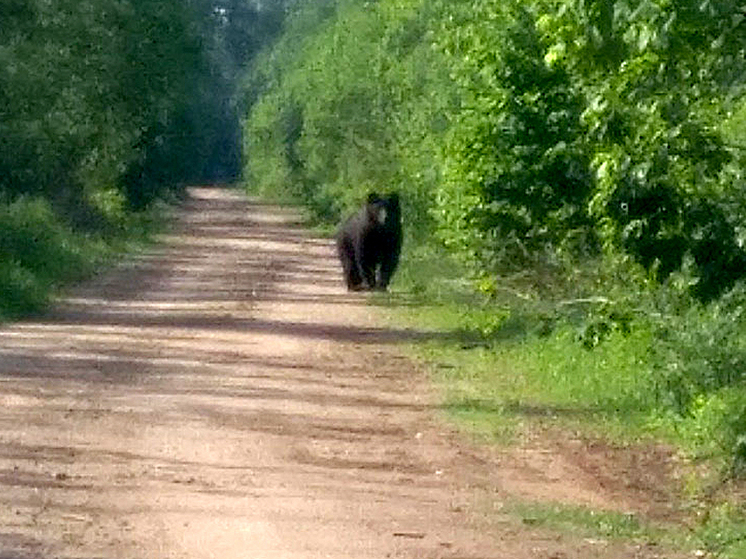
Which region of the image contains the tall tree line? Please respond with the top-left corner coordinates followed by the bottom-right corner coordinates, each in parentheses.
top-left (243, 0), bottom-right (746, 303)
top-left (0, 0), bottom-right (286, 221)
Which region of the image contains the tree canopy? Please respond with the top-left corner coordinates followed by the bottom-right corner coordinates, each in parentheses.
top-left (0, 0), bottom-right (287, 217)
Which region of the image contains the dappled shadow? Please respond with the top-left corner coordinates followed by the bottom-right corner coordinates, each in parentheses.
top-left (0, 186), bottom-right (554, 559)
top-left (0, 186), bottom-right (477, 452)
top-left (0, 183), bottom-right (448, 407)
top-left (28, 313), bottom-right (457, 345)
top-left (0, 533), bottom-right (46, 559)
top-left (0, 187), bottom-right (449, 462)
top-left (0, 343), bottom-right (433, 409)
top-left (0, 185), bottom-right (467, 349)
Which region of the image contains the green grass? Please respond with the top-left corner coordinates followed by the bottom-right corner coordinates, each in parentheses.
top-left (499, 484), bottom-right (746, 556)
top-left (502, 499), bottom-right (746, 558)
top-left (380, 248), bottom-right (662, 443)
top-left (504, 499), bottom-right (674, 543)
top-left (387, 303), bottom-right (668, 447)
top-left (377, 243), bottom-right (746, 558)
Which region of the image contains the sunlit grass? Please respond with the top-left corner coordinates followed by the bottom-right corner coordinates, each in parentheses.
top-left (379, 243), bottom-right (746, 558)
top-left (383, 248), bottom-right (662, 443)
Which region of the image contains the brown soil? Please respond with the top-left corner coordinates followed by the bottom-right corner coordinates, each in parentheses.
top-left (0, 186), bottom-right (687, 558)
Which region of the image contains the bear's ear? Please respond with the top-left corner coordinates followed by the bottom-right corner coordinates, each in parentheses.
top-left (366, 192), bottom-right (381, 204)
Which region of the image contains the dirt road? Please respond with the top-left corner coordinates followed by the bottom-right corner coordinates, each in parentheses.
top-left (0, 187), bottom-right (681, 558)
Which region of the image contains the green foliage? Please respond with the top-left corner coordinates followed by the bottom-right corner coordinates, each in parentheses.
top-left (0, 0), bottom-right (291, 317)
top-left (243, 0), bottom-right (455, 232)
top-left (653, 289), bottom-right (746, 413)
top-left (647, 286), bottom-right (746, 479)
top-left (0, 197), bottom-right (105, 318)
top-left (0, 0), bottom-right (287, 215)
top-left (693, 500), bottom-right (746, 558)
top-left (433, 1), bottom-right (594, 271)
top-left (0, 259), bottom-right (49, 318)
top-left (559, 0), bottom-right (746, 301)
top-left (0, 198), bottom-right (91, 282)
top-left (242, 0), bottom-right (746, 299)
top-left (505, 500), bottom-right (660, 542)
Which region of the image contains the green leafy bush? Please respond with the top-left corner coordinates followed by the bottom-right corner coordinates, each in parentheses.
top-left (432, 2), bottom-right (594, 272)
top-left (0, 198), bottom-right (92, 282)
top-left (243, 0), bottom-right (455, 231)
top-left (0, 259), bottom-right (49, 318)
top-left (0, 197), bottom-right (104, 317)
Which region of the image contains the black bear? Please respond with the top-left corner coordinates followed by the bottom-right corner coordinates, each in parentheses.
top-left (336, 192), bottom-right (402, 291)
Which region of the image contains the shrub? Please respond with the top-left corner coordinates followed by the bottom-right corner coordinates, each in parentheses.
top-left (0, 197), bottom-right (106, 318)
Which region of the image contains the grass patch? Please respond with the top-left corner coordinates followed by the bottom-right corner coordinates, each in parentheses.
top-left (505, 500), bottom-right (671, 543)
top-left (500, 498), bottom-right (746, 558)
top-left (692, 500), bottom-right (746, 558)
top-left (382, 252), bottom-right (661, 443)
top-left (396, 305), bottom-right (665, 445)
top-left (378, 243), bottom-right (746, 558)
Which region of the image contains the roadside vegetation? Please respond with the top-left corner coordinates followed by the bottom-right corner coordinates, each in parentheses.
top-left (241, 0), bottom-right (746, 555)
top-left (0, 0), bottom-right (286, 319)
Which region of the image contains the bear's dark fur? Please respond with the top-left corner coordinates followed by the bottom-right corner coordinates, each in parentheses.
top-left (336, 192), bottom-right (402, 291)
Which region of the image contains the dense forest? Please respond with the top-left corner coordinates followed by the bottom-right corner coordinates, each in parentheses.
top-left (241, 0), bottom-right (746, 550)
top-left (0, 0), bottom-right (287, 315)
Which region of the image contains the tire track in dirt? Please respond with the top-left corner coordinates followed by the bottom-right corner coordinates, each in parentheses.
top-left (0, 186), bottom-right (684, 559)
